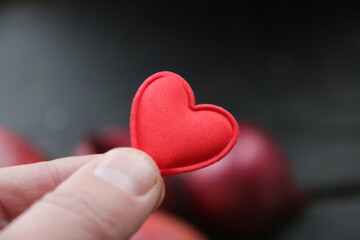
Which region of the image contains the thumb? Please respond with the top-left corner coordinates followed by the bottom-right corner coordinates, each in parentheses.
top-left (0, 148), bottom-right (164, 240)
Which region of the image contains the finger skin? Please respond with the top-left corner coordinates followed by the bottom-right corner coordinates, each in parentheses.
top-left (0, 154), bottom-right (97, 224)
top-left (0, 148), bottom-right (164, 240)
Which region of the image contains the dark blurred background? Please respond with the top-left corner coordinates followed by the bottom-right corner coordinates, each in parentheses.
top-left (0, 1), bottom-right (359, 239)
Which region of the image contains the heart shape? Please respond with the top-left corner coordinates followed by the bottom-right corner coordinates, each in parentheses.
top-left (130, 72), bottom-right (239, 175)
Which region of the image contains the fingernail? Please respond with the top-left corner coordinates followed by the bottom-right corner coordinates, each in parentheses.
top-left (93, 148), bottom-right (158, 196)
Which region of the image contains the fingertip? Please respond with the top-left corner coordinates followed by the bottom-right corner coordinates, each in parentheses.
top-left (94, 147), bottom-right (161, 197)
top-left (99, 147), bottom-right (165, 212)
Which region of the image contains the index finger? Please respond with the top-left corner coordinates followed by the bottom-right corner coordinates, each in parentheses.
top-left (0, 154), bottom-right (98, 226)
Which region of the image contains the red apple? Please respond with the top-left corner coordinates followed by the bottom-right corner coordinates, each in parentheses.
top-left (0, 126), bottom-right (46, 167)
top-left (74, 126), bottom-right (131, 155)
top-left (184, 121), bottom-right (305, 234)
top-left (131, 211), bottom-right (208, 240)
top-left (159, 176), bottom-right (178, 211)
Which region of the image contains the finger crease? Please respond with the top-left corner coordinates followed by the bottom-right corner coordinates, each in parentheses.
top-left (45, 162), bottom-right (62, 189)
top-left (0, 197), bottom-right (10, 230)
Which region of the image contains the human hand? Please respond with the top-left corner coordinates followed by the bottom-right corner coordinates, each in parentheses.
top-left (0, 148), bottom-right (164, 240)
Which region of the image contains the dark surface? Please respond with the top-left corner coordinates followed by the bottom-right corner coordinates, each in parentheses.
top-left (0, 2), bottom-right (359, 239)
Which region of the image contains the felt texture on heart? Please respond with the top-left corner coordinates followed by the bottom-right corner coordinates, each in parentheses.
top-left (130, 71), bottom-right (239, 175)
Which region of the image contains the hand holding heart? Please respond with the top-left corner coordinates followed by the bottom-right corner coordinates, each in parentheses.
top-left (0, 71), bottom-right (238, 240)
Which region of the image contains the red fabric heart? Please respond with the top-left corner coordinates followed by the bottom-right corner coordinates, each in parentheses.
top-left (130, 72), bottom-right (239, 175)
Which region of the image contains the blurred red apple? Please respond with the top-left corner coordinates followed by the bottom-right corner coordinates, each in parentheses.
top-left (74, 126), bottom-right (131, 155)
top-left (0, 126), bottom-right (46, 167)
top-left (184, 121), bottom-right (305, 234)
top-left (159, 176), bottom-right (178, 211)
top-left (131, 211), bottom-right (208, 240)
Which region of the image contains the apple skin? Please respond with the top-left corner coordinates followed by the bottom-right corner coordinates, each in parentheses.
top-left (74, 126), bottom-right (131, 155)
top-left (183, 121), bottom-right (305, 234)
top-left (131, 211), bottom-right (208, 240)
top-left (0, 126), bottom-right (46, 167)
